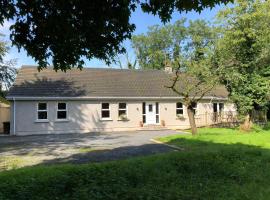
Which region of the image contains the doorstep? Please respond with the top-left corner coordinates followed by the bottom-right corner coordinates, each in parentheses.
top-left (138, 125), bottom-right (170, 131)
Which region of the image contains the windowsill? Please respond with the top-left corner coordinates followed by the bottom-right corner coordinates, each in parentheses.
top-left (55, 119), bottom-right (70, 122)
top-left (117, 119), bottom-right (130, 121)
top-left (35, 119), bottom-right (49, 123)
top-left (100, 118), bottom-right (113, 121)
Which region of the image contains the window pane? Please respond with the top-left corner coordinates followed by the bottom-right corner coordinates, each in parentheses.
top-left (191, 102), bottom-right (197, 109)
top-left (213, 103), bottom-right (218, 112)
top-left (143, 115), bottom-right (146, 123)
top-left (176, 109), bottom-right (183, 115)
top-left (118, 110), bottom-right (126, 116)
top-left (149, 104), bottom-right (153, 112)
top-left (156, 115), bottom-right (159, 123)
top-left (38, 103), bottom-right (47, 110)
top-left (57, 111), bottom-right (67, 119)
top-left (176, 102), bottom-right (182, 109)
top-left (219, 103), bottom-right (224, 112)
top-left (58, 103), bottom-right (66, 110)
top-left (156, 102), bottom-right (159, 114)
top-left (119, 103), bottom-right (126, 109)
top-left (38, 111), bottom-right (47, 119)
top-left (102, 110), bottom-right (110, 118)
top-left (102, 103), bottom-right (109, 109)
top-left (142, 102), bottom-right (145, 114)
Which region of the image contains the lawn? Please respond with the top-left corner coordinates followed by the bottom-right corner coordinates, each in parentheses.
top-left (1, 126), bottom-right (270, 199)
top-left (159, 125), bottom-right (270, 153)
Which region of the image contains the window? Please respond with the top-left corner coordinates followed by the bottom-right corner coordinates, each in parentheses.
top-left (219, 103), bottom-right (224, 112)
top-left (156, 102), bottom-right (159, 123)
top-left (101, 103), bottom-right (110, 119)
top-left (148, 104), bottom-right (153, 112)
top-left (142, 102), bottom-right (146, 123)
top-left (57, 103), bottom-right (67, 120)
top-left (118, 103), bottom-right (127, 118)
top-left (37, 102), bottom-right (48, 120)
top-left (176, 102), bottom-right (183, 115)
top-left (191, 102), bottom-right (197, 114)
top-left (213, 102), bottom-right (224, 113)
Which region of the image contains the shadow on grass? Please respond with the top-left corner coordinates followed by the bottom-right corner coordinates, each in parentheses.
top-left (1, 139), bottom-right (270, 199)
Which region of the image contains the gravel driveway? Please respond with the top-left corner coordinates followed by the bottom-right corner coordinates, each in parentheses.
top-left (0, 130), bottom-right (181, 166)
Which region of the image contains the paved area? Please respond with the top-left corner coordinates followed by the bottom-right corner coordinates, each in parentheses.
top-left (0, 130), bottom-right (181, 165)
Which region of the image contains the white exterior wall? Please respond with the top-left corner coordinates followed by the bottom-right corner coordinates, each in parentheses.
top-left (160, 100), bottom-right (236, 129)
top-left (10, 100), bottom-right (236, 135)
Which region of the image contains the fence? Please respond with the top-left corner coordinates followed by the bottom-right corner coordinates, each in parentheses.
top-left (195, 111), bottom-right (268, 128)
top-left (0, 105), bottom-right (10, 133)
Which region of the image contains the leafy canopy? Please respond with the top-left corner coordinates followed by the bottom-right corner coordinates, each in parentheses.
top-left (0, 35), bottom-right (16, 92)
top-left (216, 0), bottom-right (270, 116)
top-left (131, 19), bottom-right (219, 97)
top-left (0, 0), bottom-right (232, 71)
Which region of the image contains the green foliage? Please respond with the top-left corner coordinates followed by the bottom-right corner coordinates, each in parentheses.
top-left (0, 35), bottom-right (16, 91)
top-left (0, 0), bottom-right (232, 71)
top-left (3, 128), bottom-right (270, 199)
top-left (215, 0), bottom-right (270, 116)
top-left (132, 19), bottom-right (220, 100)
top-left (132, 19), bottom-right (220, 135)
top-left (132, 19), bottom-right (187, 69)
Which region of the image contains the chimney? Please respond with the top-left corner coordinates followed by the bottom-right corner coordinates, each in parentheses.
top-left (164, 60), bottom-right (173, 74)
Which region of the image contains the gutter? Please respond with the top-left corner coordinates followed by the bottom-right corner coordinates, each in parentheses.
top-left (6, 96), bottom-right (228, 101)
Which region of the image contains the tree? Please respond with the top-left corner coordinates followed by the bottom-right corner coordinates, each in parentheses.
top-left (132, 20), bottom-right (219, 135)
top-left (215, 0), bottom-right (270, 131)
top-left (0, 0), bottom-right (232, 71)
top-left (0, 35), bottom-right (16, 93)
top-left (132, 19), bottom-right (186, 69)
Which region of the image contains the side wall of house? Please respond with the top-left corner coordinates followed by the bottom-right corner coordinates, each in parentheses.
top-left (10, 100), bottom-right (236, 135)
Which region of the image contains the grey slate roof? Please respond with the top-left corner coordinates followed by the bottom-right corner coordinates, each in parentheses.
top-left (7, 66), bottom-right (229, 99)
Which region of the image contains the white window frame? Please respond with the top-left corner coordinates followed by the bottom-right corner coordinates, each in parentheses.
top-left (101, 103), bottom-right (111, 120)
top-left (118, 102), bottom-right (128, 119)
top-left (36, 102), bottom-right (48, 122)
top-left (176, 102), bottom-right (184, 116)
top-left (213, 102), bottom-right (224, 113)
top-left (56, 102), bottom-right (68, 121)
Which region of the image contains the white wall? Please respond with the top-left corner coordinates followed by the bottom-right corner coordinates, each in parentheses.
top-left (10, 100), bottom-right (236, 135)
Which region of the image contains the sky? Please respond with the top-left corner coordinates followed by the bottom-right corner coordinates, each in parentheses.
top-left (0, 4), bottom-right (226, 69)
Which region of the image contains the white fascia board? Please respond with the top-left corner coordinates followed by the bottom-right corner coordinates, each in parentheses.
top-left (6, 96), bottom-right (228, 101)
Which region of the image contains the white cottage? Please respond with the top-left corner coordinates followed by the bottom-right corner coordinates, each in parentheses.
top-left (7, 66), bottom-right (236, 135)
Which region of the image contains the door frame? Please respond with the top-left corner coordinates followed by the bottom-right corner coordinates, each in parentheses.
top-left (143, 102), bottom-right (160, 125)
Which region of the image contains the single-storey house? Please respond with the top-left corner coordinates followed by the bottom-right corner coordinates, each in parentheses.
top-left (7, 66), bottom-right (236, 136)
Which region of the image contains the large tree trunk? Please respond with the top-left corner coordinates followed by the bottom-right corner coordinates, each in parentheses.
top-left (240, 113), bottom-right (252, 132)
top-left (187, 105), bottom-right (197, 135)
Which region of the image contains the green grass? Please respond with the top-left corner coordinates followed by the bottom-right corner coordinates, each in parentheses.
top-left (1, 126), bottom-right (270, 199)
top-left (159, 125), bottom-right (270, 153)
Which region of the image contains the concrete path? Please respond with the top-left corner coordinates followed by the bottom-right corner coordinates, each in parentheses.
top-left (0, 130), bottom-right (182, 165)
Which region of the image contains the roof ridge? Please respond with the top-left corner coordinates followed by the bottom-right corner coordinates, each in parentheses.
top-left (20, 65), bottom-right (164, 73)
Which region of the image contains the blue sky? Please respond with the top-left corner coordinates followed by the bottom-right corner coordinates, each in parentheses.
top-left (1, 4), bottom-right (225, 69)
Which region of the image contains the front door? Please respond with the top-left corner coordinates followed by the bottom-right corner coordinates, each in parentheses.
top-left (145, 102), bottom-right (156, 124)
